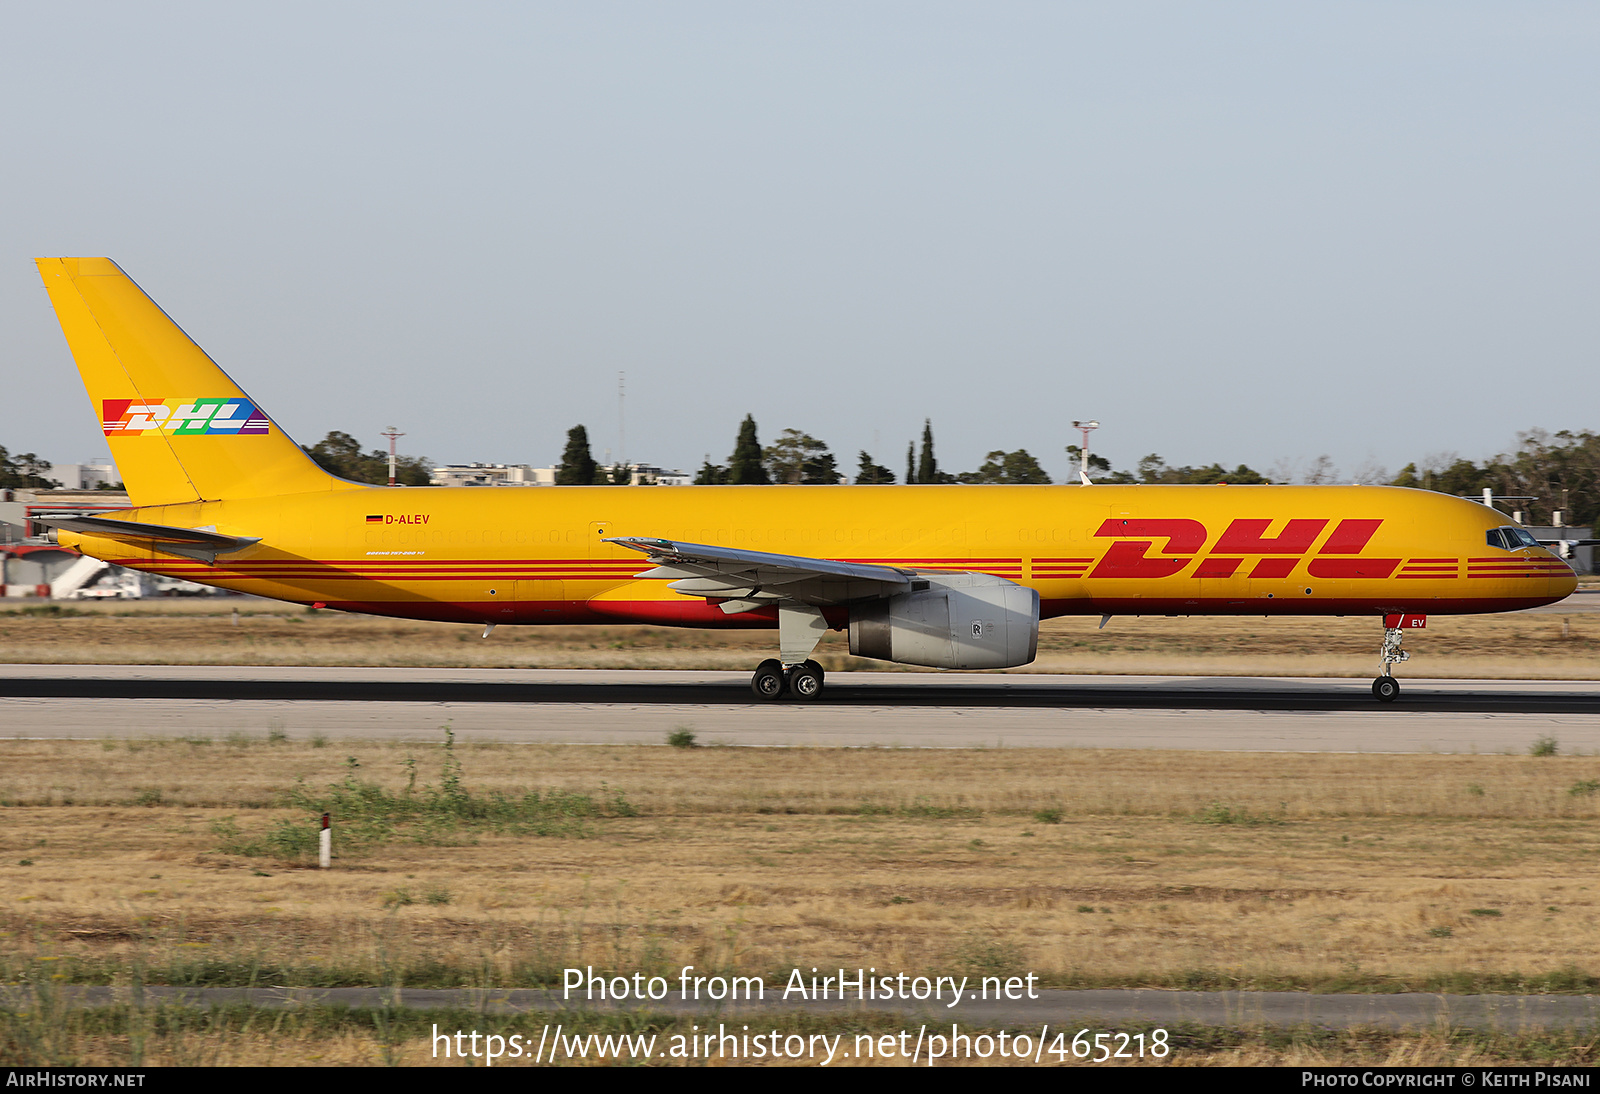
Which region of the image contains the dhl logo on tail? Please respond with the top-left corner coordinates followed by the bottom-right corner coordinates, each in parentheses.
top-left (101, 399), bottom-right (271, 437)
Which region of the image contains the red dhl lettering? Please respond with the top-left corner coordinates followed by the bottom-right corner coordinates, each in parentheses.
top-left (1318, 519), bottom-right (1383, 554)
top-left (1087, 519), bottom-right (1205, 578)
top-left (1085, 517), bottom-right (1398, 580)
top-left (1248, 558), bottom-right (1298, 579)
top-left (1214, 518), bottom-right (1329, 554)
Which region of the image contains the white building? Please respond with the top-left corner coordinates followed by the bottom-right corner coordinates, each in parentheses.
top-left (429, 463), bottom-right (551, 487)
top-left (628, 464), bottom-right (692, 486)
top-left (430, 462), bottom-right (689, 486)
top-left (43, 459), bottom-right (119, 490)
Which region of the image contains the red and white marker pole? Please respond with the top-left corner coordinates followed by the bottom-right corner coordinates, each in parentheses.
top-left (319, 812), bottom-right (331, 869)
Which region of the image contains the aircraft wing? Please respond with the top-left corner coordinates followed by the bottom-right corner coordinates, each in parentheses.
top-left (605, 536), bottom-right (913, 612)
top-left (33, 513), bottom-right (261, 565)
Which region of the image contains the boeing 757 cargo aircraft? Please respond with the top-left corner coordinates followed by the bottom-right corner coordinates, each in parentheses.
top-left (32, 258), bottom-right (1577, 702)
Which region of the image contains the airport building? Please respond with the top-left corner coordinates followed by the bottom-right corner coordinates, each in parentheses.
top-left (41, 459), bottom-right (119, 491)
top-left (429, 463), bottom-right (551, 487)
top-left (1526, 525), bottom-right (1595, 574)
top-left (429, 462), bottom-right (691, 487)
top-left (1, 487), bottom-right (132, 596)
top-left (0, 486), bottom-right (221, 599)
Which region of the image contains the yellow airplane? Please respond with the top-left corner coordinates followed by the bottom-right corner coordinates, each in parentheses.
top-left (33, 258), bottom-right (1577, 703)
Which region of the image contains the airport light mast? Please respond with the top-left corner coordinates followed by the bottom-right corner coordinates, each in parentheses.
top-left (380, 427), bottom-right (405, 487)
top-left (1072, 420), bottom-right (1099, 485)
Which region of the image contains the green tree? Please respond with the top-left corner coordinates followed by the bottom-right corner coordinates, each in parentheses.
top-left (1391, 463), bottom-right (1423, 489)
top-left (1064, 444), bottom-right (1112, 481)
top-left (764, 429), bottom-right (833, 484)
top-left (906, 442), bottom-right (914, 486)
top-left (801, 449), bottom-right (839, 484)
top-left (1389, 431), bottom-right (1600, 527)
top-left (856, 451), bottom-right (895, 484)
top-left (959, 449), bottom-right (1053, 484)
top-left (0, 446), bottom-right (61, 489)
top-left (1114, 453), bottom-right (1269, 486)
top-left (302, 431), bottom-right (431, 485)
top-left (694, 456), bottom-right (727, 485)
top-left (1395, 457), bottom-right (1491, 499)
top-left (726, 415), bottom-right (769, 485)
top-left (917, 420), bottom-right (937, 484)
top-left (555, 425), bottom-right (598, 486)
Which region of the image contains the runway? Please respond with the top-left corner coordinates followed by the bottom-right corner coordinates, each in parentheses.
top-left (3, 665), bottom-right (1597, 752)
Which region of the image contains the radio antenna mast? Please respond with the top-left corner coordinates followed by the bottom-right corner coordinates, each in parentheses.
top-left (380, 426), bottom-right (405, 487)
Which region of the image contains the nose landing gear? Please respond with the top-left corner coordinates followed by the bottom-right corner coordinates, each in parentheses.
top-left (1372, 613), bottom-right (1424, 703)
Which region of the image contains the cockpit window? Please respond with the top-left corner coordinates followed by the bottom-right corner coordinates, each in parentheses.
top-left (1488, 526), bottom-right (1540, 550)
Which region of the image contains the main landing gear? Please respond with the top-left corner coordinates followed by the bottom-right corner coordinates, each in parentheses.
top-left (751, 658), bottom-right (825, 701)
top-left (1371, 614), bottom-right (1421, 703)
top-left (747, 601), bottom-right (833, 701)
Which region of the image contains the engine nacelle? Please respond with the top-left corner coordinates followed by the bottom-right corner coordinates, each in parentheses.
top-left (848, 573), bottom-right (1039, 669)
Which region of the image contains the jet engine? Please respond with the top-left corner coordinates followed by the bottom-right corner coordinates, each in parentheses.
top-left (848, 572), bottom-right (1039, 669)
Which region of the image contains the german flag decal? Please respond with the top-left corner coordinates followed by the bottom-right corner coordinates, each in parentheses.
top-left (366, 515), bottom-right (383, 523)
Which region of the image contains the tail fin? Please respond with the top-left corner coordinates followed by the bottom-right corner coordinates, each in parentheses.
top-left (35, 258), bottom-right (358, 506)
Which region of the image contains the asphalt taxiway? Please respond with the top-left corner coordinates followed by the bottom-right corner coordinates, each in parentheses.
top-left (2, 665), bottom-right (1596, 752)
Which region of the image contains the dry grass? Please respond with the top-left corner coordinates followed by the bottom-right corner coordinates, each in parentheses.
top-left (8, 736), bottom-right (1600, 1064)
top-left (1, 600), bottom-right (1598, 677)
top-left (9, 1005), bottom-right (1597, 1067)
top-left (6, 737), bottom-right (1600, 996)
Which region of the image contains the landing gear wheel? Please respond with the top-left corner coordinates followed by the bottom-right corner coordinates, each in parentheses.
top-left (787, 663), bottom-right (824, 701)
top-left (751, 659), bottom-right (786, 701)
top-left (802, 660), bottom-right (824, 686)
top-left (1372, 676), bottom-right (1400, 703)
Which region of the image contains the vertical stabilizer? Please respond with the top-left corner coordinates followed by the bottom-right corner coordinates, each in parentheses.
top-left (35, 258), bottom-right (356, 505)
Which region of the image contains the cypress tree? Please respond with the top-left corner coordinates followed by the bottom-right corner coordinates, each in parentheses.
top-left (906, 442), bottom-right (915, 486)
top-left (917, 419), bottom-right (937, 484)
top-left (726, 415), bottom-right (770, 485)
top-left (555, 425), bottom-right (598, 486)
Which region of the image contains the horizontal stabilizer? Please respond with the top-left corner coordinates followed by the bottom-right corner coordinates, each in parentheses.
top-left (34, 513), bottom-right (261, 565)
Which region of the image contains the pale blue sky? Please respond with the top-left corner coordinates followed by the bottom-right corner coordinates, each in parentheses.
top-left (3, 3), bottom-right (1596, 482)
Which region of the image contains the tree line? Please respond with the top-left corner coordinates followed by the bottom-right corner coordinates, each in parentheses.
top-left (671, 417), bottom-right (1065, 487)
top-left (554, 415), bottom-right (1600, 530)
top-left (15, 420), bottom-right (1594, 529)
top-left (1390, 430), bottom-right (1600, 528)
top-left (0, 446), bottom-right (59, 489)
top-left (301, 431), bottom-right (433, 486)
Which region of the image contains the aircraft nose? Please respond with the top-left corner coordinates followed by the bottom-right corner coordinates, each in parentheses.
top-left (1550, 558), bottom-right (1579, 599)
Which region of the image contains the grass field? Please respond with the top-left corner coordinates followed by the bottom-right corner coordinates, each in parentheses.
top-left (4, 595), bottom-right (1597, 1064)
top-left (6, 734), bottom-right (1600, 1064)
top-left (2, 597), bottom-right (1598, 677)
